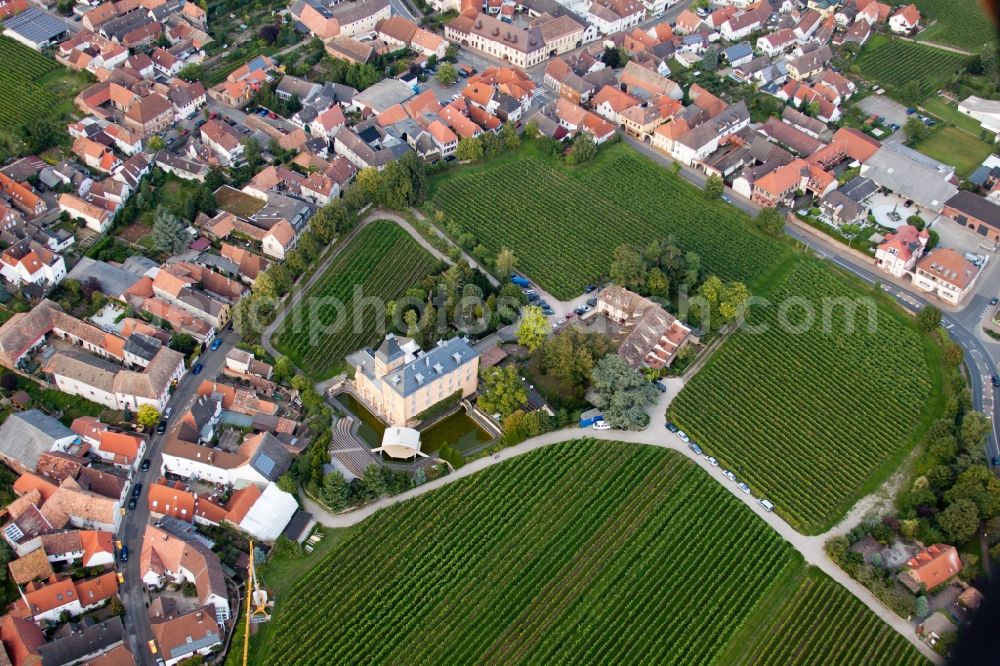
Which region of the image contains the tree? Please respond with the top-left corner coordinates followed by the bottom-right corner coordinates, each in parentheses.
top-left (242, 137), bottom-right (262, 170)
top-left (570, 132), bottom-right (596, 163)
top-left (435, 62), bottom-right (459, 86)
top-left (591, 354), bottom-right (658, 430)
top-left (646, 267), bottom-right (669, 298)
top-left (259, 24), bottom-right (279, 43)
top-left (500, 121), bottom-right (520, 150)
top-left (147, 135), bottom-right (165, 151)
top-left (517, 305), bottom-right (549, 351)
top-left (756, 207), bottom-right (784, 235)
top-left (495, 248), bottom-right (516, 276)
top-left (20, 120), bottom-right (59, 155)
top-left (274, 355), bottom-right (295, 383)
top-left (0, 372), bottom-right (16, 391)
top-left (360, 464), bottom-right (387, 501)
top-left (137, 404), bottom-right (160, 428)
top-left (151, 209), bottom-right (188, 253)
top-left (702, 46), bottom-right (719, 72)
top-left (276, 473), bottom-right (297, 494)
top-left (523, 121), bottom-right (539, 139)
top-left (320, 471), bottom-right (350, 510)
top-left (477, 365), bottom-right (527, 418)
top-left (168, 333), bottom-right (197, 355)
top-left (538, 328), bottom-right (615, 387)
top-left (176, 63), bottom-right (204, 83)
top-left (455, 137), bottom-right (483, 161)
top-left (937, 498), bottom-right (980, 543)
top-left (913, 596), bottom-right (929, 618)
top-left (704, 174), bottom-right (724, 199)
top-left (905, 116), bottom-right (930, 144)
top-left (916, 305), bottom-right (941, 332)
top-left (899, 80), bottom-right (924, 107)
top-left (602, 45), bottom-right (627, 69)
top-left (609, 244), bottom-right (646, 289)
top-left (960, 411), bottom-right (991, 452)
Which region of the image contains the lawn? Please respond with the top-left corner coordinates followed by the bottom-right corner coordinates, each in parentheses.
top-left (919, 95), bottom-right (988, 136)
top-left (668, 259), bottom-right (940, 535)
top-left (856, 35), bottom-right (970, 101)
top-left (430, 141), bottom-right (790, 299)
top-left (241, 442), bottom-right (925, 665)
top-left (273, 220), bottom-right (443, 378)
top-left (915, 125), bottom-right (996, 177)
top-left (911, 0), bottom-right (995, 50)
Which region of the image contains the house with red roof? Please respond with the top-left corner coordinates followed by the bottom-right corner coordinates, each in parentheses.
top-left (889, 3), bottom-right (920, 33)
top-left (898, 544), bottom-right (961, 593)
top-left (875, 224), bottom-right (928, 277)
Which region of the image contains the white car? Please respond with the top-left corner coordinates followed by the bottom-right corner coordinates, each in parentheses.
top-left (723, 470), bottom-right (737, 482)
top-left (677, 431), bottom-right (690, 443)
top-left (592, 421), bottom-right (611, 430)
top-left (706, 456), bottom-right (719, 467)
top-left (737, 482), bottom-right (751, 495)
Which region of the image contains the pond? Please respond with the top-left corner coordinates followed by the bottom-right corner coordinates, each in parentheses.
top-left (334, 393), bottom-right (384, 448)
top-left (333, 393), bottom-right (493, 456)
top-left (419, 411), bottom-right (493, 455)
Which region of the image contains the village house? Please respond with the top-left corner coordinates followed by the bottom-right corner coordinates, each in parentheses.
top-left (596, 285), bottom-right (694, 369)
top-left (0, 239), bottom-right (66, 288)
top-left (140, 523), bottom-right (230, 624)
top-left (874, 224), bottom-right (928, 278)
top-left (942, 191), bottom-right (1000, 243)
top-left (912, 248), bottom-right (981, 305)
top-left (888, 3), bottom-right (919, 33)
top-left (898, 544), bottom-right (961, 593)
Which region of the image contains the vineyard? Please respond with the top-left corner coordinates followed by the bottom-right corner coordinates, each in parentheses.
top-left (911, 0), bottom-right (994, 50)
top-left (669, 259), bottom-right (935, 534)
top-left (244, 442), bottom-right (923, 665)
top-left (856, 36), bottom-right (969, 101)
top-left (0, 38), bottom-right (62, 130)
top-left (431, 146), bottom-right (788, 299)
top-left (273, 220), bottom-right (442, 378)
top-left (735, 569), bottom-right (925, 665)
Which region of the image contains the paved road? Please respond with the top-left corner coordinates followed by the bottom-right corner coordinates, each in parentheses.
top-left (300, 379), bottom-right (941, 664)
top-left (120, 329), bottom-right (240, 666)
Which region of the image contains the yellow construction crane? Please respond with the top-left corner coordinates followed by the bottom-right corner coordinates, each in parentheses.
top-left (242, 541), bottom-right (272, 666)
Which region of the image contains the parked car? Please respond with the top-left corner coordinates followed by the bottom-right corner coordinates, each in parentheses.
top-left (119, 545), bottom-right (128, 562)
top-left (574, 307), bottom-right (586, 315)
top-left (652, 380), bottom-right (666, 393)
top-left (665, 422), bottom-right (678, 432)
top-left (592, 421), bottom-right (611, 430)
top-left (737, 482), bottom-right (752, 495)
top-left (140, 459), bottom-right (150, 472)
top-left (541, 307), bottom-right (554, 315)
top-left (586, 297), bottom-right (598, 307)
top-left (127, 497), bottom-right (137, 510)
top-left (677, 431), bottom-right (690, 443)
top-left (906, 107), bottom-right (916, 114)
top-left (163, 407), bottom-right (172, 419)
top-left (990, 297), bottom-right (998, 306)
top-left (156, 420), bottom-right (166, 435)
top-left (131, 483), bottom-right (142, 499)
top-left (584, 284), bottom-right (597, 293)
top-left (723, 470), bottom-right (737, 482)
top-left (192, 362), bottom-right (203, 375)
top-left (992, 375), bottom-right (1000, 387)
top-left (210, 338), bottom-right (223, 351)
top-left (565, 312), bottom-right (575, 319)
top-left (759, 499), bottom-right (774, 512)
top-left (688, 442), bottom-right (703, 455)
top-left (706, 456), bottom-right (719, 467)
top-left (528, 294), bottom-right (539, 302)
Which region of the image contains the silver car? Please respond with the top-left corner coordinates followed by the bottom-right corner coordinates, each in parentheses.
top-left (677, 431), bottom-right (690, 443)
top-left (706, 456), bottom-right (719, 467)
top-left (723, 470), bottom-right (737, 482)
top-left (737, 482), bottom-right (751, 495)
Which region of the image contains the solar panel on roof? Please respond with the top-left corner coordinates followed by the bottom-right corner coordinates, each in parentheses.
top-left (254, 452), bottom-right (276, 477)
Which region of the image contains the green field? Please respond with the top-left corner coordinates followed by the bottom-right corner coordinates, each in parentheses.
top-left (919, 95), bottom-right (989, 136)
top-left (0, 38), bottom-right (90, 146)
top-left (915, 125), bottom-right (996, 177)
top-left (912, 0), bottom-right (995, 50)
top-left (431, 143), bottom-right (789, 299)
top-left (733, 567), bottom-right (924, 666)
top-left (273, 220), bottom-right (442, 378)
top-left (669, 260), bottom-right (937, 535)
top-left (245, 442), bottom-right (924, 665)
top-left (856, 36), bottom-right (970, 100)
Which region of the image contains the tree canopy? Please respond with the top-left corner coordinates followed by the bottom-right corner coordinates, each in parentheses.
top-left (591, 354), bottom-right (658, 430)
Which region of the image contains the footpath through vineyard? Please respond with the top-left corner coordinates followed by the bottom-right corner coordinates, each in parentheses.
top-left (299, 381), bottom-right (941, 664)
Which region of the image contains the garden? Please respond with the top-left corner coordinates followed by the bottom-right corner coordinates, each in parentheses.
top-left (239, 442), bottom-right (925, 665)
top-left (669, 259), bottom-right (940, 535)
top-left (855, 36), bottom-right (971, 103)
top-left (430, 142), bottom-right (789, 299)
top-left (273, 220), bottom-right (443, 379)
